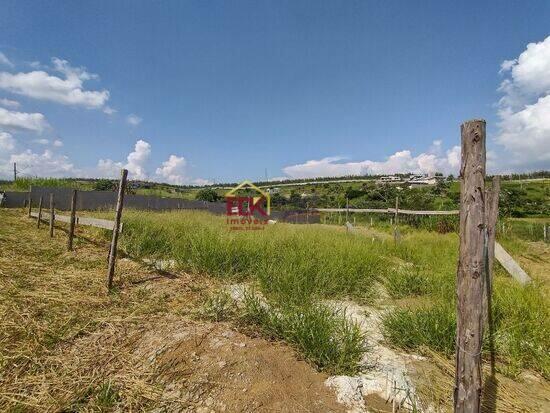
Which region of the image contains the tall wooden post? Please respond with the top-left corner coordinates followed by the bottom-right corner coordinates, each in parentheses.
top-left (67, 190), bottom-right (78, 251)
top-left (454, 119), bottom-right (486, 413)
top-left (346, 197), bottom-right (349, 223)
top-left (49, 193), bottom-right (55, 238)
top-left (37, 196), bottom-right (43, 228)
top-left (107, 169), bottom-right (128, 289)
top-left (27, 186), bottom-right (32, 217)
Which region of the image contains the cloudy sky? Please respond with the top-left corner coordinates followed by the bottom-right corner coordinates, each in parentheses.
top-left (0, 1), bottom-right (549, 184)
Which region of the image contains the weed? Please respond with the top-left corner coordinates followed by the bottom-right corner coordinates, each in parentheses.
top-left (200, 290), bottom-right (236, 322)
top-left (242, 292), bottom-right (366, 375)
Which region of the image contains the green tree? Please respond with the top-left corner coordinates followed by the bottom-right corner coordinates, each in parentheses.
top-left (93, 179), bottom-right (115, 191)
top-left (195, 188), bottom-right (221, 202)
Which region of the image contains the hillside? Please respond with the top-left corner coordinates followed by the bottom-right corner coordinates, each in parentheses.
top-left (2, 173), bottom-right (549, 218)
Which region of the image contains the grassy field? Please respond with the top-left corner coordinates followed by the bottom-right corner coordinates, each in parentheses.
top-left (0, 209), bottom-right (357, 411)
top-left (1, 205), bottom-right (549, 410)
top-left (99, 209), bottom-right (550, 380)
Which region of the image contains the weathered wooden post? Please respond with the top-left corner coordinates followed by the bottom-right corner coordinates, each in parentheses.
top-left (395, 196), bottom-right (399, 224)
top-left (483, 176), bottom-right (500, 320)
top-left (67, 190), bottom-right (78, 251)
top-left (107, 169), bottom-right (128, 290)
top-left (27, 185), bottom-right (32, 217)
top-left (49, 193), bottom-right (55, 238)
top-left (394, 196), bottom-right (400, 243)
top-left (454, 119), bottom-right (486, 413)
top-left (36, 196), bottom-right (43, 228)
top-left (346, 197), bottom-right (349, 223)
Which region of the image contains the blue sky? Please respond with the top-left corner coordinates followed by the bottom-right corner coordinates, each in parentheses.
top-left (1, 1), bottom-right (549, 184)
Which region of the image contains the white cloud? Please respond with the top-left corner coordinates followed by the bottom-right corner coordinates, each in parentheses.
top-left (0, 52), bottom-right (14, 68)
top-left (103, 106), bottom-right (117, 115)
top-left (155, 154), bottom-right (187, 184)
top-left (53, 139), bottom-right (63, 147)
top-left (0, 97), bottom-right (20, 108)
top-left (0, 107), bottom-right (49, 133)
top-left (496, 35), bottom-right (550, 167)
top-left (6, 149), bottom-right (76, 178)
top-left (33, 138), bottom-right (49, 145)
top-left (0, 131), bottom-right (15, 153)
top-left (282, 142), bottom-right (461, 179)
top-left (95, 158), bottom-right (124, 178)
top-left (126, 113), bottom-right (142, 126)
top-left (0, 57), bottom-right (109, 109)
top-left (125, 139), bottom-right (151, 180)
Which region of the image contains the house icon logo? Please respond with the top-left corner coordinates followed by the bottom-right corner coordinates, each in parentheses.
top-left (225, 180), bottom-right (271, 217)
top-left (225, 180), bottom-right (271, 230)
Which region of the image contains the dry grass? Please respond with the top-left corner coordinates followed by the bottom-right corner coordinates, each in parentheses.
top-left (410, 347), bottom-right (550, 412)
top-left (0, 209), bottom-right (209, 411)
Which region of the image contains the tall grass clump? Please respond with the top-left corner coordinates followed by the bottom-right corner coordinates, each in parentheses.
top-left (382, 276), bottom-right (550, 378)
top-left (242, 292), bottom-right (366, 375)
top-left (119, 210), bottom-right (387, 303)
top-left (382, 300), bottom-right (456, 356)
top-left (492, 280), bottom-right (550, 378)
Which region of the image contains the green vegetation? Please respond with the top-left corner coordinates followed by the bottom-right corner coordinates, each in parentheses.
top-left (101, 209), bottom-right (549, 378)
top-left (242, 292), bottom-right (366, 375)
top-left (195, 187), bottom-right (221, 202)
top-left (2, 174), bottom-right (548, 217)
top-left (111, 210), bottom-right (388, 373)
top-left (1, 177), bottom-right (93, 191)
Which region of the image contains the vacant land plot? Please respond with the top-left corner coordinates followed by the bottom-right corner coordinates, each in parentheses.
top-left (1, 207), bottom-right (549, 412)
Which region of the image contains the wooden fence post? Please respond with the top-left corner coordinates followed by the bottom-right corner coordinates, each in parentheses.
top-left (49, 193), bottom-right (55, 238)
top-left (395, 196), bottom-right (399, 224)
top-left (394, 196), bottom-right (400, 243)
top-left (107, 169), bottom-right (128, 290)
top-left (27, 186), bottom-right (32, 217)
top-left (37, 196), bottom-right (43, 228)
top-left (67, 190), bottom-right (78, 251)
top-left (483, 176), bottom-right (500, 321)
top-left (454, 119), bottom-right (486, 413)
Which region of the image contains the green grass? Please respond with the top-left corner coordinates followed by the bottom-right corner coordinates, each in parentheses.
top-left (242, 292), bottom-right (366, 375)
top-left (118, 210), bottom-right (387, 304)
top-left (382, 300), bottom-right (457, 356)
top-left (106, 209), bottom-right (388, 374)
top-left (92, 209), bottom-right (549, 378)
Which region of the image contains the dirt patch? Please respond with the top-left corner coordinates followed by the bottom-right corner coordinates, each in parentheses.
top-left (135, 319), bottom-right (345, 412)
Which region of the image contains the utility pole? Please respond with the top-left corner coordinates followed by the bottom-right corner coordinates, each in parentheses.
top-left (13, 162), bottom-right (17, 181)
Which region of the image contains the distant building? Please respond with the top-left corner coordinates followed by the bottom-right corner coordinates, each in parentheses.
top-left (407, 174), bottom-right (438, 187)
top-left (377, 175), bottom-right (402, 184)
